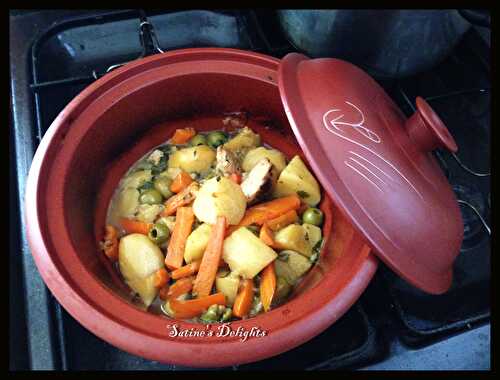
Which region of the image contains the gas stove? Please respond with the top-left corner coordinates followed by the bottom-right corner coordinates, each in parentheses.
top-left (9, 10), bottom-right (490, 370)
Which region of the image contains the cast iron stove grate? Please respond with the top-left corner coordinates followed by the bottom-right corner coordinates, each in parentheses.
top-left (24, 9), bottom-right (386, 370)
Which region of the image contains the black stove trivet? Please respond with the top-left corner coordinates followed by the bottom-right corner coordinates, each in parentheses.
top-left (10, 9), bottom-right (490, 370)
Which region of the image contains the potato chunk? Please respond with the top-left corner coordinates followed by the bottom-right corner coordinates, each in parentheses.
top-left (135, 204), bottom-right (164, 223)
top-left (274, 224), bottom-right (313, 257)
top-left (184, 223), bottom-right (212, 263)
top-left (111, 187), bottom-right (140, 222)
top-left (273, 156), bottom-right (321, 206)
top-left (121, 169), bottom-right (153, 189)
top-left (192, 177), bottom-right (247, 225)
top-left (168, 145), bottom-right (216, 174)
top-left (274, 250), bottom-right (312, 285)
top-left (223, 127), bottom-right (261, 152)
top-left (223, 227), bottom-right (277, 279)
top-left (119, 234), bottom-right (165, 307)
top-left (302, 223), bottom-right (322, 250)
top-left (215, 272), bottom-right (240, 305)
top-left (242, 147), bottom-right (287, 174)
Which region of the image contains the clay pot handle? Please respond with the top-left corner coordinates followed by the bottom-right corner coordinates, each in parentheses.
top-left (406, 96), bottom-right (458, 153)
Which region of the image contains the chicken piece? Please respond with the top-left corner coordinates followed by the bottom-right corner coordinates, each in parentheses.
top-left (215, 146), bottom-right (241, 177)
top-left (240, 158), bottom-right (274, 204)
top-left (147, 149), bottom-right (164, 166)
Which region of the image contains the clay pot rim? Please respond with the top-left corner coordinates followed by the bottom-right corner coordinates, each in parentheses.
top-left (25, 48), bottom-right (378, 367)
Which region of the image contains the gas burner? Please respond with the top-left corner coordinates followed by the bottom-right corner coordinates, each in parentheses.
top-left (452, 183), bottom-right (488, 250)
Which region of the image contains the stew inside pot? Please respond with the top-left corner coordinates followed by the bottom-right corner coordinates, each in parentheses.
top-left (101, 114), bottom-right (326, 322)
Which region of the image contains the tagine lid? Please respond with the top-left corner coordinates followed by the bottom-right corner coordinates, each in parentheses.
top-left (278, 53), bottom-right (464, 294)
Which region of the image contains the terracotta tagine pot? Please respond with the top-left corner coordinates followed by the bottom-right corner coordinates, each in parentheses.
top-left (25, 48), bottom-right (463, 367)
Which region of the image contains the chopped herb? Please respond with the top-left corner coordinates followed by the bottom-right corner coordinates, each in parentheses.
top-left (135, 161), bottom-right (153, 171)
top-left (249, 296), bottom-right (263, 317)
top-left (313, 238), bottom-right (323, 253)
top-left (151, 154), bottom-right (168, 175)
top-left (217, 269), bottom-right (230, 278)
top-left (159, 145), bottom-right (171, 155)
top-left (137, 181), bottom-right (154, 192)
top-left (193, 150), bottom-right (197, 157)
top-left (309, 251), bottom-right (319, 263)
top-left (278, 251), bottom-right (290, 262)
top-left (297, 190), bottom-right (309, 199)
top-left (310, 238), bottom-right (323, 263)
top-left (247, 225), bottom-right (260, 236)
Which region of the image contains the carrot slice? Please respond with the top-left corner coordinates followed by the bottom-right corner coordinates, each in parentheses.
top-left (260, 262), bottom-right (276, 312)
top-left (120, 218), bottom-right (153, 235)
top-left (165, 207), bottom-right (195, 270)
top-left (167, 276), bottom-right (194, 299)
top-left (158, 284), bottom-right (170, 301)
top-left (267, 210), bottom-right (298, 231)
top-left (170, 127), bottom-right (196, 145)
top-left (102, 225), bottom-right (119, 261)
top-left (233, 278), bottom-right (254, 318)
top-left (171, 260), bottom-right (201, 280)
top-left (251, 194), bottom-right (301, 214)
top-left (259, 223), bottom-right (283, 250)
top-left (229, 172), bottom-right (242, 185)
top-left (153, 268), bottom-right (170, 288)
top-left (170, 171), bottom-right (194, 193)
top-left (171, 259), bottom-right (226, 280)
top-left (161, 182), bottom-right (198, 217)
top-left (193, 216), bottom-right (227, 298)
top-left (227, 195), bottom-right (301, 235)
top-left (170, 292), bottom-right (226, 319)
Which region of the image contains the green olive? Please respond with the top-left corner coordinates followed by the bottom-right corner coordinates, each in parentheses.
top-left (189, 134), bottom-right (207, 146)
top-left (206, 131), bottom-right (228, 148)
top-left (302, 208), bottom-right (324, 226)
top-left (139, 189), bottom-right (163, 205)
top-left (148, 223), bottom-right (170, 244)
top-left (153, 176), bottom-right (173, 198)
top-left (220, 308), bottom-right (232, 322)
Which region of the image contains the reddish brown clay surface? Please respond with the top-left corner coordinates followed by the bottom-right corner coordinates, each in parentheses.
top-left (278, 53), bottom-right (463, 294)
top-left (25, 48), bottom-right (377, 367)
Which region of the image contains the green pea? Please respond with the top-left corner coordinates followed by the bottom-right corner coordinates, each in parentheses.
top-left (189, 134), bottom-right (207, 146)
top-left (200, 308), bottom-right (218, 322)
top-left (208, 304), bottom-right (221, 316)
top-left (139, 189), bottom-right (163, 204)
top-left (207, 131), bottom-right (228, 148)
top-left (217, 304), bottom-right (226, 315)
top-left (302, 208), bottom-right (324, 226)
top-left (153, 176), bottom-right (173, 198)
top-left (220, 308), bottom-right (232, 322)
top-left (148, 223), bottom-right (170, 245)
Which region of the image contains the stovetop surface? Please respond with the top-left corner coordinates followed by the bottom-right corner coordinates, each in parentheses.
top-left (9, 9), bottom-right (491, 370)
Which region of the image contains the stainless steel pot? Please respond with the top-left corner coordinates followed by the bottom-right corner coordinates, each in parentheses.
top-left (277, 10), bottom-right (475, 78)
